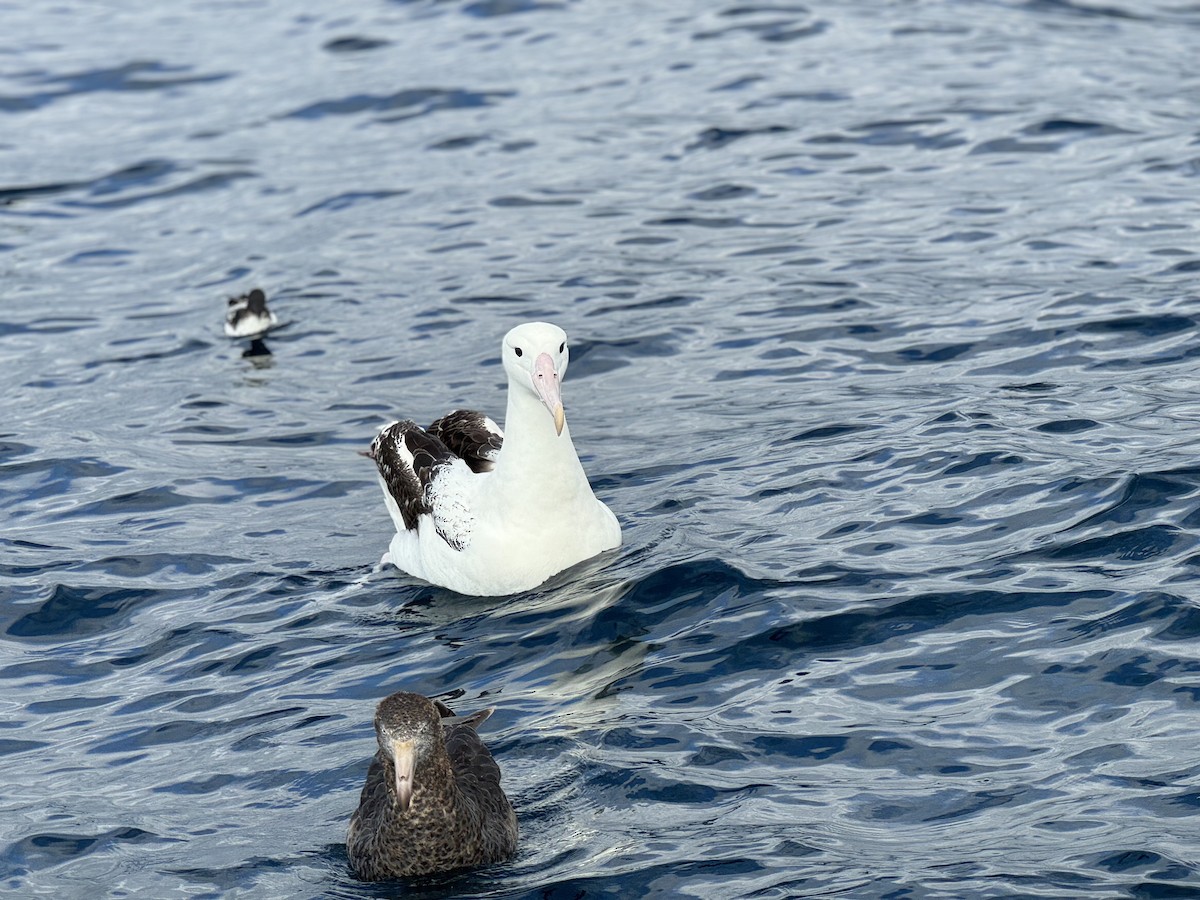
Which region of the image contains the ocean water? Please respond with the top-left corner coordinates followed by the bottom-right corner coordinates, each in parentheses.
top-left (3, 0), bottom-right (1200, 896)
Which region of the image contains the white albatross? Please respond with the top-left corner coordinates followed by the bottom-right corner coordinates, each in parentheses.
top-left (364, 322), bottom-right (621, 596)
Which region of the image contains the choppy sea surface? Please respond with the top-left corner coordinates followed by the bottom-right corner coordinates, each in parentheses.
top-left (4, 1), bottom-right (1200, 896)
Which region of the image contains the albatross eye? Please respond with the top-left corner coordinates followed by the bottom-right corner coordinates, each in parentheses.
top-left (559, 342), bottom-right (565, 353)
top-left (514, 347), bottom-right (523, 357)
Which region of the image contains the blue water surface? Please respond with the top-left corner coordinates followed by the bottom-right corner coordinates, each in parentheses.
top-left (3, 0), bottom-right (1200, 896)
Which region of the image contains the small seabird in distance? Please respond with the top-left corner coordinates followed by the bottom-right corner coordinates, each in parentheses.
top-left (224, 288), bottom-right (278, 338)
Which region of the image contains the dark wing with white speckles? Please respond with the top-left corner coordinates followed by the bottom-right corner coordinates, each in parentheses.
top-left (364, 420), bottom-right (477, 550)
top-left (429, 409), bottom-right (503, 474)
top-left (364, 420), bottom-right (430, 532)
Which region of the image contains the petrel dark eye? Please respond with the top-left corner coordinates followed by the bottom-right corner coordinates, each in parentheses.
top-left (559, 342), bottom-right (565, 353)
top-left (514, 347), bottom-right (523, 357)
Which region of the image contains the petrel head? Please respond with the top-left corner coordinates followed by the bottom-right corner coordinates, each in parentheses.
top-left (373, 692), bottom-right (447, 813)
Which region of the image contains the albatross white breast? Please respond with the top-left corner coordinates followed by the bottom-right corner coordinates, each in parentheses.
top-left (364, 321), bottom-right (621, 596)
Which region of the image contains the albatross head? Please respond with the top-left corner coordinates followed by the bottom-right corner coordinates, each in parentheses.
top-left (502, 321), bottom-right (570, 436)
top-left (373, 692), bottom-right (447, 813)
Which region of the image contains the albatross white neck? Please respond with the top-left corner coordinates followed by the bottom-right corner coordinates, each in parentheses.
top-left (490, 375), bottom-right (589, 499)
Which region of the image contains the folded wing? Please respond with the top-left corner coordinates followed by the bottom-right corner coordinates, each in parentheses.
top-left (365, 420), bottom-right (479, 550)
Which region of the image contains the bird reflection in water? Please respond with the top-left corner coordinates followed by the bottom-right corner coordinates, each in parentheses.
top-left (242, 337), bottom-right (273, 367)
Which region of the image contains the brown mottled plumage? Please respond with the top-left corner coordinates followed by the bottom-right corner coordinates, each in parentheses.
top-left (347, 692), bottom-right (518, 881)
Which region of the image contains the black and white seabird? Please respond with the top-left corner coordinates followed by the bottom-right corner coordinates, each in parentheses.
top-left (224, 288), bottom-right (278, 338)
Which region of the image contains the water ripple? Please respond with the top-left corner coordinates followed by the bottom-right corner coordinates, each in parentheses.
top-left (4, 0), bottom-right (1200, 896)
